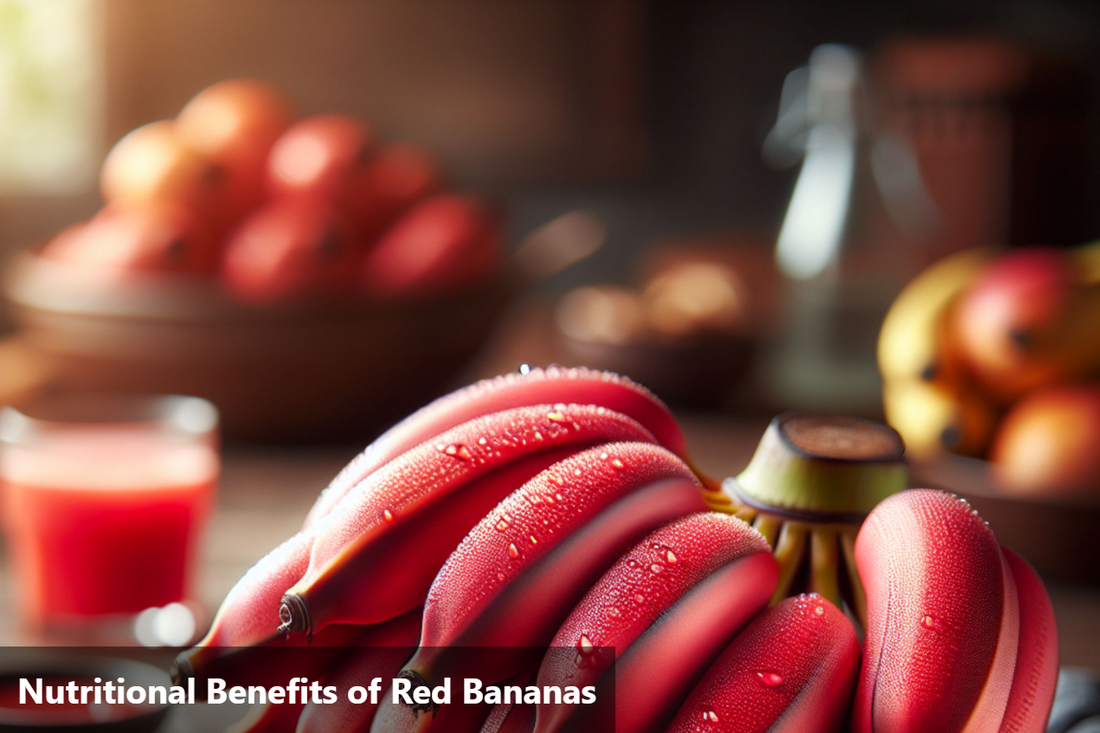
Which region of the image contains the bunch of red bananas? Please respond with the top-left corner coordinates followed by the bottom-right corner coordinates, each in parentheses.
top-left (175, 367), bottom-right (1058, 733)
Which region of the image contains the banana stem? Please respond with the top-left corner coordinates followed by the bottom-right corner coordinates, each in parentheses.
top-left (277, 594), bottom-right (312, 638)
top-left (734, 413), bottom-right (907, 518)
top-left (840, 530), bottom-right (867, 629)
top-left (810, 528), bottom-right (841, 608)
top-left (771, 521), bottom-right (808, 604)
top-left (752, 514), bottom-right (783, 548)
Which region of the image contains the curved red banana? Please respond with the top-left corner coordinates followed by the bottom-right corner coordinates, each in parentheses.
top-left (666, 594), bottom-right (861, 733)
top-left (535, 512), bottom-right (777, 733)
top-left (853, 489), bottom-right (1021, 733)
top-left (402, 443), bottom-right (707, 692)
top-left (303, 366), bottom-right (687, 529)
top-left (225, 701), bottom-right (305, 733)
top-left (998, 548), bottom-right (1059, 733)
top-left (174, 531), bottom-right (361, 688)
top-left (281, 404), bottom-right (659, 635)
top-left (297, 609), bottom-right (422, 733)
top-left (481, 700), bottom-right (537, 733)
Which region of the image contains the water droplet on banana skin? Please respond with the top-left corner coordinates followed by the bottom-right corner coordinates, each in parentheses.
top-left (611, 459), bottom-right (624, 469)
top-left (478, 437), bottom-right (488, 446)
top-left (443, 444), bottom-right (472, 460)
top-left (634, 594), bottom-right (645, 605)
top-left (577, 634), bottom-right (595, 654)
top-left (607, 607), bottom-right (621, 618)
top-left (496, 519), bottom-right (510, 532)
top-left (508, 543), bottom-right (520, 558)
top-left (382, 509), bottom-right (395, 522)
top-left (666, 550), bottom-right (678, 565)
top-left (547, 411), bottom-right (566, 422)
top-left (529, 535), bottom-right (538, 545)
top-left (627, 559), bottom-right (639, 569)
top-left (755, 671), bottom-right (784, 687)
top-left (814, 605), bottom-right (824, 616)
top-left (921, 615), bottom-right (941, 631)
top-left (649, 563), bottom-right (663, 574)
top-left (701, 709), bottom-right (720, 723)
top-left (519, 363), bottom-right (531, 375)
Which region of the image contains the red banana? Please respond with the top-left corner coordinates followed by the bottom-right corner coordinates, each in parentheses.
top-left (173, 531), bottom-right (362, 689)
top-left (666, 594), bottom-right (861, 733)
top-left (297, 609), bottom-right (423, 733)
top-left (280, 404), bottom-right (659, 636)
top-left (302, 366), bottom-right (688, 529)
top-left (998, 549), bottom-right (1059, 733)
top-left (853, 489), bottom-right (1023, 733)
top-left (535, 512), bottom-right (778, 733)
top-left (368, 677), bottom-right (502, 733)
top-left (226, 701), bottom-right (306, 733)
top-left (481, 702), bottom-right (536, 733)
top-left (400, 442), bottom-right (707, 696)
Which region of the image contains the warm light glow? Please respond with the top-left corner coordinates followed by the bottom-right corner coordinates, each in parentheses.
top-left (0, 0), bottom-right (102, 193)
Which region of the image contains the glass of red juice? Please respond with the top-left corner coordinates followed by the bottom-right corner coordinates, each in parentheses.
top-left (0, 393), bottom-right (218, 641)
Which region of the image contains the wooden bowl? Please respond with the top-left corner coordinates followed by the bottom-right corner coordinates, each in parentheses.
top-left (2, 253), bottom-right (511, 442)
top-left (910, 453), bottom-right (1100, 585)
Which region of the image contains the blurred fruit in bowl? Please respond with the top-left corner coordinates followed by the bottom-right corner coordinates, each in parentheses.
top-left (877, 248), bottom-right (989, 387)
top-left (642, 260), bottom-right (744, 340)
top-left (553, 250), bottom-right (763, 410)
top-left (556, 285), bottom-right (647, 344)
top-left (266, 114), bottom-right (375, 218)
top-left (41, 203), bottom-right (220, 274)
top-left (878, 240), bottom-right (1100, 501)
top-left (355, 143), bottom-right (443, 240)
top-left (221, 196), bottom-right (361, 303)
top-left (2, 78), bottom-right (512, 441)
top-left (883, 378), bottom-right (1000, 460)
top-left (954, 247), bottom-right (1100, 402)
top-left (361, 194), bottom-right (500, 299)
top-left (176, 78), bottom-right (294, 225)
top-left (990, 384), bottom-right (1100, 497)
top-left (100, 120), bottom-right (225, 228)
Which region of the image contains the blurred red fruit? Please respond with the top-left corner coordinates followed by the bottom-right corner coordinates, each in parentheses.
top-left (41, 203), bottom-right (219, 274)
top-left (176, 78), bottom-right (294, 226)
top-left (100, 121), bottom-right (225, 222)
top-left (222, 197), bottom-right (362, 302)
top-left (266, 114), bottom-right (375, 207)
top-left (954, 247), bottom-right (1093, 401)
top-left (361, 194), bottom-right (500, 299)
top-left (990, 384), bottom-right (1100, 497)
top-left (354, 143), bottom-right (442, 240)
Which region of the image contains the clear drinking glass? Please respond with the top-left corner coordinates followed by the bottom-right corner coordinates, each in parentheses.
top-left (0, 393), bottom-right (218, 644)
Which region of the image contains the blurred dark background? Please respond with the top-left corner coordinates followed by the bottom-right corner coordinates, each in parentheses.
top-left (2, 0), bottom-right (1098, 294)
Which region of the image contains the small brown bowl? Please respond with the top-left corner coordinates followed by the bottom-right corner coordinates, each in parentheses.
top-left (2, 253), bottom-right (511, 442)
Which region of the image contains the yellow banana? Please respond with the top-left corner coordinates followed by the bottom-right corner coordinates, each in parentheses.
top-left (877, 248), bottom-right (991, 384)
top-left (882, 378), bottom-right (999, 459)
